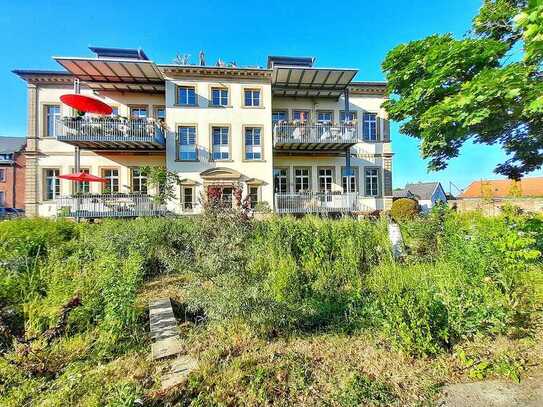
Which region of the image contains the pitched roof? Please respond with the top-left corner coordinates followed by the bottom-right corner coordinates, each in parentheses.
top-left (461, 177), bottom-right (543, 198)
top-left (403, 182), bottom-right (441, 200)
top-left (0, 137), bottom-right (26, 154)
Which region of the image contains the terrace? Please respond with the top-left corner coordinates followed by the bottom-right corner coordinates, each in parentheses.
top-left (274, 192), bottom-right (368, 214)
top-left (55, 117), bottom-right (166, 150)
top-left (56, 193), bottom-right (167, 219)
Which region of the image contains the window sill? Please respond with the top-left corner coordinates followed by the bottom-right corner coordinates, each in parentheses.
top-left (174, 159), bottom-right (200, 163)
top-left (242, 159), bottom-right (266, 163)
top-left (173, 104), bottom-right (199, 108)
top-left (209, 159), bottom-right (234, 163)
top-left (241, 105), bottom-right (265, 109)
top-left (208, 104), bottom-right (233, 108)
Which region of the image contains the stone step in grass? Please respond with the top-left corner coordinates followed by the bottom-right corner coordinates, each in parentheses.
top-left (149, 297), bottom-right (198, 390)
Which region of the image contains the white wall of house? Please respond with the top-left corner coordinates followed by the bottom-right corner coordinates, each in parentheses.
top-left (164, 77), bottom-right (274, 212)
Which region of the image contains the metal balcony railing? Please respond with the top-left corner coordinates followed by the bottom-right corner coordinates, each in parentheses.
top-left (273, 122), bottom-right (359, 148)
top-left (274, 192), bottom-right (364, 214)
top-left (55, 117), bottom-right (165, 147)
top-left (56, 193), bottom-right (167, 218)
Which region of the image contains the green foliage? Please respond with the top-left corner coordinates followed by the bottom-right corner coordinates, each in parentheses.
top-left (141, 165), bottom-right (180, 204)
top-left (390, 198), bottom-right (420, 221)
top-left (335, 373), bottom-right (398, 406)
top-left (383, 0), bottom-right (543, 179)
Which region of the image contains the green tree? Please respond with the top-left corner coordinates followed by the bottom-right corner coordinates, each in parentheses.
top-left (383, 0), bottom-right (543, 180)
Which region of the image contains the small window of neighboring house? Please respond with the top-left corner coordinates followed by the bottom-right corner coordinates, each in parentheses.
top-left (178, 126), bottom-right (197, 161)
top-left (365, 168), bottom-right (379, 196)
top-left (44, 168), bottom-right (60, 200)
top-left (0, 168), bottom-right (5, 182)
top-left (211, 88), bottom-right (228, 106)
top-left (248, 186), bottom-right (259, 209)
top-left (211, 127), bottom-right (230, 160)
top-left (340, 111), bottom-right (357, 122)
top-left (272, 111), bottom-right (287, 123)
top-left (244, 127), bottom-right (262, 160)
top-left (101, 169), bottom-right (119, 193)
top-left (131, 168), bottom-right (148, 194)
top-left (363, 113), bottom-right (377, 141)
top-left (0, 191), bottom-right (5, 206)
top-left (44, 105), bottom-right (60, 137)
top-left (130, 107), bottom-right (148, 119)
top-left (244, 89), bottom-right (261, 107)
top-left (342, 167), bottom-right (359, 193)
top-left (292, 110), bottom-right (310, 122)
top-left (177, 86), bottom-right (196, 106)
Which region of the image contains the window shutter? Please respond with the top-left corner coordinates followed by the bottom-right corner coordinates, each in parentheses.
top-left (376, 117), bottom-right (381, 141)
top-left (384, 157), bottom-right (393, 196)
top-left (382, 118), bottom-right (390, 142)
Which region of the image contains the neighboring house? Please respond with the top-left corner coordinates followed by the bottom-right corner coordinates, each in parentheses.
top-left (394, 182), bottom-right (447, 213)
top-left (0, 136), bottom-right (26, 209)
top-left (13, 47), bottom-right (392, 219)
top-left (457, 177), bottom-right (543, 214)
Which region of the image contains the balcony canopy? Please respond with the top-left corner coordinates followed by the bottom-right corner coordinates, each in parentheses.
top-left (271, 66), bottom-right (358, 98)
top-left (54, 56), bottom-right (164, 93)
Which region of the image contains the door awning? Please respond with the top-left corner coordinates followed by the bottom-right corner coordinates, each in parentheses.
top-left (271, 66), bottom-right (358, 98)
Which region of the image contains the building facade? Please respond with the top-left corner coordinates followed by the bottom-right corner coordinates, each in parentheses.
top-left (14, 48), bottom-right (392, 218)
top-left (0, 137), bottom-right (26, 209)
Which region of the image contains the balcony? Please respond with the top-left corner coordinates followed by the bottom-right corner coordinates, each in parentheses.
top-left (274, 192), bottom-right (367, 214)
top-left (55, 117), bottom-right (166, 150)
top-left (56, 193), bottom-right (167, 219)
top-left (273, 122), bottom-right (360, 151)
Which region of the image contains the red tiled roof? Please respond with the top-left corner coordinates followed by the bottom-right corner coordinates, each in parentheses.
top-left (461, 177), bottom-right (543, 198)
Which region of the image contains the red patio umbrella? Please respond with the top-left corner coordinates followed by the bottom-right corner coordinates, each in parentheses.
top-left (60, 94), bottom-right (113, 115)
top-left (59, 172), bottom-right (108, 183)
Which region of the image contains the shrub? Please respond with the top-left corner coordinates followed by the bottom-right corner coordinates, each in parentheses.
top-left (390, 198), bottom-right (419, 221)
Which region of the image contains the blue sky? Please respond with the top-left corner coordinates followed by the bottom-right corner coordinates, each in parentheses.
top-left (1, 0), bottom-right (539, 192)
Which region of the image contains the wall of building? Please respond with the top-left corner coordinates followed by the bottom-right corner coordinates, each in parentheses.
top-left (453, 197), bottom-right (543, 215)
top-left (164, 77), bottom-right (274, 210)
top-left (0, 151), bottom-right (25, 209)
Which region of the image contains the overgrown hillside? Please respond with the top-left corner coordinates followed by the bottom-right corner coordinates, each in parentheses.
top-left (0, 207), bottom-right (542, 405)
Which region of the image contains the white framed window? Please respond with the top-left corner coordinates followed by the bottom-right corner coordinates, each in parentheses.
top-left (211, 88), bottom-right (228, 106)
top-left (182, 186), bottom-right (194, 211)
top-left (44, 105), bottom-right (60, 137)
top-left (365, 168), bottom-right (379, 196)
top-left (244, 127), bottom-right (262, 160)
top-left (363, 112), bottom-right (377, 141)
top-left (44, 168), bottom-right (60, 200)
top-left (294, 167), bottom-right (311, 192)
top-left (130, 107), bottom-right (148, 119)
top-left (177, 86), bottom-right (196, 106)
top-left (272, 110), bottom-right (288, 123)
top-left (342, 167), bottom-right (359, 193)
top-left (178, 126), bottom-right (197, 161)
top-left (317, 111), bottom-right (333, 123)
top-left (101, 168), bottom-right (119, 193)
top-left (248, 186), bottom-right (259, 209)
top-left (318, 168), bottom-right (334, 193)
top-left (72, 168), bottom-right (90, 194)
top-left (244, 89), bottom-right (261, 107)
top-left (0, 168), bottom-right (5, 182)
top-left (273, 168), bottom-right (288, 193)
top-left (340, 111), bottom-right (357, 122)
top-left (292, 110), bottom-right (310, 122)
top-left (154, 106), bottom-right (165, 120)
top-left (212, 127), bottom-right (230, 160)
top-left (131, 168), bottom-right (148, 194)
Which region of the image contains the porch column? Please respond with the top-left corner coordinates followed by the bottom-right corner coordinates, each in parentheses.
top-left (344, 88), bottom-right (351, 193)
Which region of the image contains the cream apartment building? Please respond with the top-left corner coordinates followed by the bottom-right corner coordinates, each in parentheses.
top-left (14, 47), bottom-right (392, 218)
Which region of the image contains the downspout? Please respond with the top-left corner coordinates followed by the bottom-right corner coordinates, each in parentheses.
top-left (344, 88), bottom-right (351, 193)
top-left (12, 158), bottom-right (16, 208)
